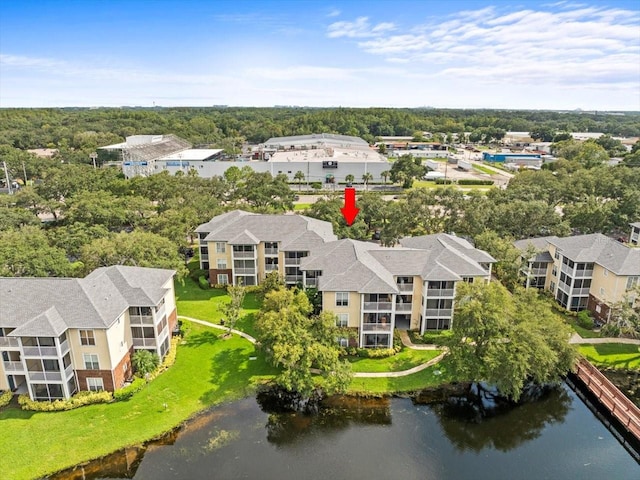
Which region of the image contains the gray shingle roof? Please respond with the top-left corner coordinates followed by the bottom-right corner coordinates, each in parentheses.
top-left (0, 266), bottom-right (175, 336)
top-left (630, 222), bottom-right (640, 229)
top-left (196, 210), bottom-right (337, 250)
top-left (514, 237), bottom-right (558, 263)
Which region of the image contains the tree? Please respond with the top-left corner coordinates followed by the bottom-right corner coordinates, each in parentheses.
top-left (0, 226), bottom-right (71, 277)
top-left (447, 282), bottom-right (578, 401)
top-left (601, 286), bottom-right (640, 339)
top-left (474, 231), bottom-right (525, 291)
top-left (345, 174), bottom-right (355, 185)
top-left (390, 155), bottom-right (425, 188)
top-left (380, 170), bottom-right (390, 185)
top-left (362, 172), bottom-right (373, 191)
top-left (256, 288), bottom-right (352, 397)
top-left (260, 271), bottom-right (285, 299)
top-left (132, 350), bottom-right (160, 377)
top-left (294, 170), bottom-right (305, 191)
top-left (221, 282), bottom-right (246, 335)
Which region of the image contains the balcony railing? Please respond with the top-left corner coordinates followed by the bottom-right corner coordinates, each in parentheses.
top-left (234, 268), bottom-right (256, 275)
top-left (363, 302), bottom-right (393, 311)
top-left (362, 322), bottom-right (392, 332)
top-left (232, 251), bottom-right (255, 258)
top-left (64, 364), bottom-right (74, 379)
top-left (59, 339), bottom-right (69, 354)
top-left (265, 248), bottom-right (278, 255)
top-left (285, 275), bottom-right (303, 283)
top-left (530, 268), bottom-right (547, 276)
top-left (571, 287), bottom-right (591, 296)
top-left (133, 337), bottom-right (157, 348)
top-left (22, 346), bottom-right (58, 357)
top-left (305, 278), bottom-right (318, 287)
top-left (28, 370), bottom-right (62, 382)
top-left (575, 269), bottom-right (594, 278)
top-left (395, 303), bottom-right (412, 312)
top-left (265, 264), bottom-right (279, 271)
top-left (130, 315), bottom-right (154, 325)
top-left (284, 257), bottom-right (302, 265)
top-left (0, 337), bottom-right (19, 348)
top-left (397, 283), bottom-right (414, 292)
top-left (3, 361), bottom-right (24, 373)
top-left (426, 288), bottom-right (455, 297)
top-left (424, 308), bottom-right (452, 317)
top-left (200, 254), bottom-right (209, 261)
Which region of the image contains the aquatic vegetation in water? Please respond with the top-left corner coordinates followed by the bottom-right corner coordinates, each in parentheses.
top-left (203, 429), bottom-right (239, 452)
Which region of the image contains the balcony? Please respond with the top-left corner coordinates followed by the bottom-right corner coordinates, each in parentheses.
top-left (426, 288), bottom-right (455, 297)
top-left (3, 361), bottom-right (25, 373)
top-left (560, 263), bottom-right (573, 275)
top-left (22, 346), bottom-right (58, 357)
top-left (130, 315), bottom-right (154, 326)
top-left (395, 303), bottom-right (412, 312)
top-left (232, 251), bottom-right (255, 258)
top-left (363, 302), bottom-right (393, 311)
top-left (200, 254), bottom-right (209, 261)
top-left (133, 337), bottom-right (157, 348)
top-left (285, 275), bottom-right (303, 283)
top-left (397, 283), bottom-right (414, 293)
top-left (575, 269), bottom-right (594, 278)
top-left (284, 257), bottom-right (302, 265)
top-left (0, 337), bottom-right (20, 349)
top-left (64, 364), bottom-right (74, 378)
top-left (265, 264), bottom-right (279, 271)
top-left (28, 370), bottom-right (62, 382)
top-left (59, 339), bottom-right (69, 354)
top-left (305, 278), bottom-right (318, 287)
top-left (265, 248), bottom-right (278, 255)
top-left (571, 287), bottom-right (591, 296)
top-left (530, 268), bottom-right (547, 276)
top-left (234, 267), bottom-right (257, 275)
top-left (362, 322), bottom-right (392, 332)
top-left (424, 308), bottom-right (452, 317)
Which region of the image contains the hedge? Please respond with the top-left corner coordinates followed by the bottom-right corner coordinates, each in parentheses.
top-left (457, 179), bottom-right (494, 185)
top-left (113, 377), bottom-right (147, 401)
top-left (434, 178), bottom-right (455, 185)
top-left (18, 390), bottom-right (113, 411)
top-left (198, 275), bottom-right (210, 289)
top-left (0, 390), bottom-right (12, 408)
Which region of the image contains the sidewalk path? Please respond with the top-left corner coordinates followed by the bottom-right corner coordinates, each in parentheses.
top-left (179, 316), bottom-right (446, 377)
top-left (398, 330), bottom-right (441, 350)
top-left (569, 333), bottom-right (640, 345)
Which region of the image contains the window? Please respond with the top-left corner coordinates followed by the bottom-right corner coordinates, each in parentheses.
top-left (336, 314), bottom-right (348, 327)
top-left (627, 276), bottom-right (639, 290)
top-left (217, 274), bottom-right (229, 285)
top-left (79, 330), bottom-right (95, 346)
top-left (336, 292), bottom-right (349, 307)
top-left (83, 354), bottom-right (100, 370)
top-left (552, 266), bottom-right (557, 277)
top-left (600, 287), bottom-right (605, 296)
top-left (338, 337), bottom-right (349, 347)
top-left (550, 281), bottom-right (556, 292)
top-left (217, 259), bottom-right (227, 269)
top-left (216, 242), bottom-right (226, 253)
top-left (603, 269), bottom-right (609, 277)
top-left (554, 250), bottom-right (560, 260)
top-left (87, 377), bottom-right (104, 392)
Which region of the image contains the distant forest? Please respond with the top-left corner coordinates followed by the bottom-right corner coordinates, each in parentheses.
top-left (1, 107), bottom-right (639, 154)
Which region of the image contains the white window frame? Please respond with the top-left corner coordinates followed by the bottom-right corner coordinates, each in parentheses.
top-left (336, 313), bottom-right (348, 327)
top-left (217, 259), bottom-right (227, 269)
top-left (215, 242), bottom-right (226, 253)
top-left (600, 287), bottom-right (605, 296)
top-left (338, 337), bottom-right (349, 347)
top-left (87, 377), bottom-right (104, 392)
top-left (79, 330), bottom-right (95, 346)
top-left (217, 274), bottom-right (229, 285)
top-left (83, 353), bottom-right (100, 370)
top-left (336, 292), bottom-right (349, 307)
top-left (627, 276), bottom-right (639, 290)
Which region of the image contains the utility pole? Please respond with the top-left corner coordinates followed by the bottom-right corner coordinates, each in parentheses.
top-left (90, 152), bottom-right (98, 169)
top-left (3, 161), bottom-right (12, 194)
top-left (22, 162), bottom-right (28, 184)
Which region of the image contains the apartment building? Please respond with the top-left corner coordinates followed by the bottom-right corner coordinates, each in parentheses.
top-left (0, 266), bottom-right (176, 401)
top-left (300, 234), bottom-right (494, 348)
top-left (630, 222), bottom-right (640, 246)
top-left (515, 234), bottom-right (640, 322)
top-left (195, 210), bottom-right (337, 287)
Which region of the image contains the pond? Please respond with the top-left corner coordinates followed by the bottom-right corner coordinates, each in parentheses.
top-left (51, 383), bottom-right (638, 479)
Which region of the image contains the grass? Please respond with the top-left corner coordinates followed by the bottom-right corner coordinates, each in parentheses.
top-left (347, 349), bottom-right (441, 373)
top-left (472, 164), bottom-right (497, 175)
top-left (293, 203), bottom-right (312, 211)
top-left (411, 181), bottom-right (494, 191)
top-left (567, 320), bottom-right (602, 339)
top-left (347, 357), bottom-right (456, 394)
top-left (579, 344), bottom-right (640, 370)
top-left (0, 320), bottom-right (278, 480)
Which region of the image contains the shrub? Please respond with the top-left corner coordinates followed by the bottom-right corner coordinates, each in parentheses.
top-left (132, 350), bottom-right (160, 377)
top-left (421, 330), bottom-right (454, 346)
top-left (198, 275), bottom-right (210, 289)
top-left (18, 390), bottom-right (113, 411)
top-left (148, 337), bottom-right (180, 381)
top-left (356, 348), bottom-right (396, 358)
top-left (113, 377), bottom-right (147, 401)
top-left (577, 310), bottom-right (594, 330)
top-left (310, 182), bottom-right (322, 190)
top-left (189, 268), bottom-right (207, 282)
top-left (434, 178), bottom-right (455, 185)
top-left (457, 179), bottom-right (494, 185)
top-left (0, 390), bottom-right (12, 408)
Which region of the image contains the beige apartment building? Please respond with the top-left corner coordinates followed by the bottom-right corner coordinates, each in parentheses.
top-left (0, 266), bottom-right (176, 401)
top-left (516, 233), bottom-right (640, 322)
top-left (196, 211), bottom-right (494, 348)
top-left (630, 222), bottom-right (640, 246)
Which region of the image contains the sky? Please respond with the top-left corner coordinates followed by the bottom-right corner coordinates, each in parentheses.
top-left (1, 0), bottom-right (639, 110)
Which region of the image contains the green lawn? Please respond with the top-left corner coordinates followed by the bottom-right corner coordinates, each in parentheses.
top-left (0, 321), bottom-right (277, 480)
top-left (411, 181), bottom-right (493, 192)
top-left (472, 164), bottom-right (497, 175)
top-left (347, 349), bottom-right (441, 372)
top-left (567, 320), bottom-right (602, 339)
top-left (293, 203), bottom-right (312, 211)
top-left (348, 357), bottom-right (456, 394)
top-left (579, 344), bottom-right (640, 369)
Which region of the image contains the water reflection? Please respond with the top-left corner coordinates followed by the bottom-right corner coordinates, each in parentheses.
top-left (426, 383), bottom-right (572, 452)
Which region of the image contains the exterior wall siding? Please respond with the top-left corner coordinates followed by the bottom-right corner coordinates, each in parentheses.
top-left (76, 369), bottom-right (115, 392)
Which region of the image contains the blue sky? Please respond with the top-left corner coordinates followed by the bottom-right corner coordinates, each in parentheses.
top-left (1, 0), bottom-right (639, 109)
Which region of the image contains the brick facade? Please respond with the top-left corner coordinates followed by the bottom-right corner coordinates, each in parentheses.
top-left (112, 346), bottom-right (134, 390)
top-left (76, 369), bottom-right (115, 392)
top-left (167, 307), bottom-right (178, 334)
top-left (209, 268), bottom-right (233, 286)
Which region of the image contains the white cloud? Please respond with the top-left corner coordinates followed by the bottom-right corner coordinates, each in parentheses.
top-left (327, 16), bottom-right (396, 38)
top-left (327, 8), bottom-right (341, 18)
top-left (245, 65), bottom-right (357, 81)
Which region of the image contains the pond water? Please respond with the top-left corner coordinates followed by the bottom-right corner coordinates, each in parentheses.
top-left (52, 383), bottom-right (638, 480)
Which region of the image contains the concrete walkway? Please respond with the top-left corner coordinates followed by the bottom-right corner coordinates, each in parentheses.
top-left (179, 316), bottom-right (446, 377)
top-left (569, 333), bottom-right (640, 345)
top-left (398, 330), bottom-right (441, 350)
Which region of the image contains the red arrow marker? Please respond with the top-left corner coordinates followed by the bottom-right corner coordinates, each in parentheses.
top-left (341, 187), bottom-right (359, 226)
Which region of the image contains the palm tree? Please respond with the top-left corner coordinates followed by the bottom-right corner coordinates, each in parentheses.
top-left (381, 170), bottom-right (390, 185)
top-left (345, 174), bottom-right (355, 185)
top-left (294, 170), bottom-right (305, 191)
top-left (362, 172), bottom-right (373, 191)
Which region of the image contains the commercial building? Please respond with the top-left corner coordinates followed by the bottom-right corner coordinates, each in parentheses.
top-left (196, 211), bottom-right (495, 347)
top-left (515, 234), bottom-right (640, 322)
top-left (0, 266), bottom-right (176, 401)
